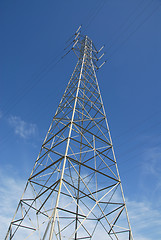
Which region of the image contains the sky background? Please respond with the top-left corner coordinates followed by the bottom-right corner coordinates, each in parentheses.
top-left (1, 0), bottom-right (161, 239)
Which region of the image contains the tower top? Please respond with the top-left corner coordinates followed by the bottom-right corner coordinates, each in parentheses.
top-left (71, 29), bottom-right (106, 70)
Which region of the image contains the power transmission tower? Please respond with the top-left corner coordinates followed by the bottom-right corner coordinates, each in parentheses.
top-left (5, 30), bottom-right (133, 240)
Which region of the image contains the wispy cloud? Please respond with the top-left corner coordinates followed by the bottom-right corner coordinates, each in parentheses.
top-left (8, 115), bottom-right (37, 139)
top-left (140, 146), bottom-right (161, 202)
top-left (126, 146), bottom-right (161, 239)
top-left (143, 146), bottom-right (161, 176)
top-left (1, 166), bottom-right (161, 240)
top-left (0, 168), bottom-right (26, 239)
top-left (127, 199), bottom-right (161, 240)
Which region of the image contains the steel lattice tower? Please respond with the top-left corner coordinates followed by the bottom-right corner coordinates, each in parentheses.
top-left (5, 32), bottom-right (133, 240)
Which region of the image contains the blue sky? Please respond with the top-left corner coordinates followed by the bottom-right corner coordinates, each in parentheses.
top-left (1, 0), bottom-right (161, 239)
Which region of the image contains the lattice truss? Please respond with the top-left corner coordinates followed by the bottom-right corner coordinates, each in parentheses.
top-left (5, 33), bottom-right (133, 240)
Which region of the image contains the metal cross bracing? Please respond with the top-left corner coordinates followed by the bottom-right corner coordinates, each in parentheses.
top-left (5, 31), bottom-right (133, 240)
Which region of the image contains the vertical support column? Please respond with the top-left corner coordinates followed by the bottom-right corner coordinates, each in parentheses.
top-left (90, 40), bottom-right (133, 240)
top-left (47, 36), bottom-right (88, 240)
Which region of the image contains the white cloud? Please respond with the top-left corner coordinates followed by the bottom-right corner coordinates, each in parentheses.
top-left (0, 168), bottom-right (26, 239)
top-left (1, 165), bottom-right (161, 240)
top-left (143, 146), bottom-right (161, 176)
top-left (140, 146), bottom-right (161, 203)
top-left (8, 115), bottom-right (37, 139)
top-left (127, 199), bottom-right (161, 240)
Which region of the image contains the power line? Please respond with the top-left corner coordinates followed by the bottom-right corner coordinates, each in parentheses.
top-left (2, 48), bottom-right (62, 109)
top-left (106, 0), bottom-right (146, 46)
top-left (0, 33), bottom-right (79, 147)
top-left (1, 1), bottom-right (112, 148)
top-left (118, 138), bottom-right (161, 175)
top-left (0, 45), bottom-right (77, 148)
top-left (82, 0), bottom-right (161, 149)
top-left (108, 1), bottom-right (161, 58)
top-left (2, 0), bottom-right (108, 116)
top-left (115, 109), bottom-right (161, 139)
top-left (2, 37), bottom-right (74, 118)
top-left (82, 0), bottom-right (109, 32)
top-left (116, 117), bottom-right (161, 150)
top-left (106, 0), bottom-right (155, 51)
top-left (2, 2), bottom-right (161, 162)
top-left (118, 128), bottom-right (161, 163)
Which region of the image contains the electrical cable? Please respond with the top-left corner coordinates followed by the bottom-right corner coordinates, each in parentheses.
top-left (2, 4), bottom-right (104, 120)
top-left (100, 1), bottom-right (161, 173)
top-left (0, 48), bottom-right (74, 147)
top-left (82, 0), bottom-right (109, 33)
top-left (116, 117), bottom-right (161, 150)
top-left (120, 130), bottom-right (161, 162)
top-left (115, 109), bottom-right (161, 139)
top-left (0, 0), bottom-right (111, 148)
top-left (1, 2), bottom-right (161, 165)
top-left (106, 0), bottom-right (146, 47)
top-left (2, 0), bottom-right (145, 119)
top-left (108, 1), bottom-right (161, 58)
top-left (118, 137), bottom-right (161, 175)
top-left (2, 39), bottom-right (74, 118)
top-left (2, 0), bottom-right (104, 120)
top-left (102, 2), bottom-right (161, 162)
top-left (106, 0), bottom-right (155, 52)
top-left (2, 48), bottom-right (63, 110)
top-left (0, 32), bottom-right (78, 147)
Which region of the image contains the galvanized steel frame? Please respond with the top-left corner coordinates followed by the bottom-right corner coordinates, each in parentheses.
top-left (5, 32), bottom-right (133, 240)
